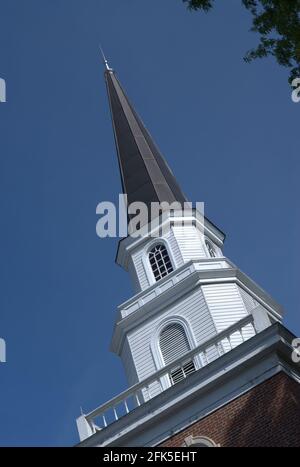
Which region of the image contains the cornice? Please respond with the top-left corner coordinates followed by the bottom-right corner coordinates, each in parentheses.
top-left (110, 260), bottom-right (284, 355)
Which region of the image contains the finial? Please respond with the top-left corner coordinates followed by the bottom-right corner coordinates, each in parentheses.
top-left (99, 45), bottom-right (112, 71)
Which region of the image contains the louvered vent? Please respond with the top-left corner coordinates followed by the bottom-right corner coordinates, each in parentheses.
top-left (159, 323), bottom-right (196, 385)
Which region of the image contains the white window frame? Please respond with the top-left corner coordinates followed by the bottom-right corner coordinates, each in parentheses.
top-left (150, 316), bottom-right (201, 390)
top-left (142, 238), bottom-right (176, 286)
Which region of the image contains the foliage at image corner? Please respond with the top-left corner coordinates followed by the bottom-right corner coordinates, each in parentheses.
top-left (183, 0), bottom-right (300, 85)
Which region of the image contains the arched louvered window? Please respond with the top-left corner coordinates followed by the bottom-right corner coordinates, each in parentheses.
top-left (149, 244), bottom-right (173, 282)
top-left (159, 323), bottom-right (196, 385)
top-left (205, 239), bottom-right (216, 258)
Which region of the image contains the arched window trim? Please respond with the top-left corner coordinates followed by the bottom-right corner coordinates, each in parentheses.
top-left (182, 435), bottom-right (219, 447)
top-left (142, 238), bottom-right (176, 286)
top-left (205, 237), bottom-right (218, 258)
top-left (150, 316), bottom-right (201, 389)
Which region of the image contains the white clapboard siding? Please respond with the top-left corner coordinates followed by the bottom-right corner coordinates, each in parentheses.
top-left (120, 336), bottom-right (139, 386)
top-left (239, 287), bottom-right (259, 312)
top-left (172, 225), bottom-right (206, 262)
top-left (165, 228), bottom-right (184, 267)
top-left (202, 283), bottom-right (255, 348)
top-left (127, 287), bottom-right (216, 382)
top-left (127, 257), bottom-right (143, 294)
top-left (130, 248), bottom-right (150, 292)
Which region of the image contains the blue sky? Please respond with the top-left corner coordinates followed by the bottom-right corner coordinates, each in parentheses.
top-left (0, 0), bottom-right (299, 446)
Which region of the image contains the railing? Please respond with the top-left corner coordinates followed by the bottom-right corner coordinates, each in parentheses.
top-left (77, 314), bottom-right (258, 441)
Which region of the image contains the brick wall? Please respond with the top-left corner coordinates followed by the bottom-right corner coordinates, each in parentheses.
top-left (161, 372), bottom-right (300, 447)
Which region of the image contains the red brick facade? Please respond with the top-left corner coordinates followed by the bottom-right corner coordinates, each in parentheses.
top-left (161, 372), bottom-right (300, 447)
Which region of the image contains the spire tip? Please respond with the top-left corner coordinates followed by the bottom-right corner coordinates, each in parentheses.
top-left (99, 45), bottom-right (113, 71)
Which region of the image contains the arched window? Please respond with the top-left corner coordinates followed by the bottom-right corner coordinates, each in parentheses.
top-left (159, 323), bottom-right (196, 385)
top-left (149, 243), bottom-right (173, 282)
top-left (205, 239), bottom-right (216, 258)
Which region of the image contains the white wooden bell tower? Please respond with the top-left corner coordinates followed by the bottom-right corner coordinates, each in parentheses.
top-left (75, 63), bottom-right (300, 448)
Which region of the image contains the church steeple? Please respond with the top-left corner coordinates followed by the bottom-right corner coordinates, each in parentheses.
top-left (104, 66), bottom-right (187, 215)
top-left (75, 55), bottom-right (296, 448)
